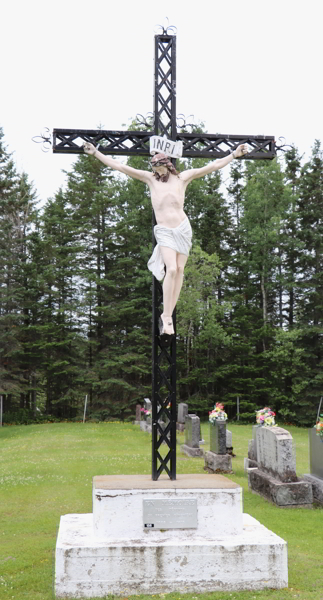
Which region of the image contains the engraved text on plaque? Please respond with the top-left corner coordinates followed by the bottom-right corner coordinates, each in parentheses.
top-left (143, 498), bottom-right (197, 529)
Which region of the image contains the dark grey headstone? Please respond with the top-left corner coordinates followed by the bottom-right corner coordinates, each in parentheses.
top-left (177, 403), bottom-right (188, 424)
top-left (309, 427), bottom-right (323, 479)
top-left (185, 414), bottom-right (200, 448)
top-left (210, 421), bottom-right (227, 455)
top-left (136, 405), bottom-right (141, 421)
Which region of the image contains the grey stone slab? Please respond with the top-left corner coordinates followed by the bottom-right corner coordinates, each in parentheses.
top-left (140, 421), bottom-right (152, 433)
top-left (303, 473), bottom-right (323, 505)
top-left (144, 398), bottom-right (152, 411)
top-left (210, 421), bottom-right (227, 455)
top-left (136, 404), bottom-right (141, 421)
top-left (94, 473), bottom-right (240, 490)
top-left (205, 452), bottom-right (232, 473)
top-left (248, 439), bottom-right (256, 461)
top-left (309, 427), bottom-right (323, 479)
top-left (244, 458), bottom-right (258, 472)
top-left (177, 403), bottom-right (188, 424)
top-left (248, 469), bottom-right (313, 507)
top-left (256, 426), bottom-right (297, 483)
top-left (176, 423), bottom-right (185, 432)
top-left (185, 414), bottom-right (200, 448)
top-left (198, 420), bottom-right (205, 444)
top-left (180, 444), bottom-right (204, 457)
top-left (252, 425), bottom-right (260, 461)
top-left (226, 429), bottom-right (232, 448)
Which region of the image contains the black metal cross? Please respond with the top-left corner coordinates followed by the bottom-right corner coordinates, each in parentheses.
top-left (52, 25), bottom-right (276, 481)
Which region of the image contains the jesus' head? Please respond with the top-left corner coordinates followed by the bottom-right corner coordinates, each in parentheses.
top-left (150, 153), bottom-right (179, 182)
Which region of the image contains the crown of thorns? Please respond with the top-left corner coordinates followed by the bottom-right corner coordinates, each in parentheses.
top-left (150, 153), bottom-right (177, 175)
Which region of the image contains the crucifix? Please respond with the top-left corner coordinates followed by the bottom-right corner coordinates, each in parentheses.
top-left (50, 23), bottom-right (276, 481)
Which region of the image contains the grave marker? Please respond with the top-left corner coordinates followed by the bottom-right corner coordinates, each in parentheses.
top-left (248, 426), bottom-right (312, 507)
top-left (181, 414), bottom-right (203, 457)
top-left (205, 420), bottom-right (232, 473)
top-left (303, 427), bottom-right (323, 504)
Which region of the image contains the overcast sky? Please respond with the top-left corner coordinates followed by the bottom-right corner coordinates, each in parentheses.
top-left (2, 0), bottom-right (322, 203)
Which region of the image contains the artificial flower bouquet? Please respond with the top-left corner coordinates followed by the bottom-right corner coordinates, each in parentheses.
top-left (209, 402), bottom-right (228, 424)
top-left (256, 407), bottom-right (276, 427)
top-left (141, 407), bottom-right (151, 419)
top-left (315, 414), bottom-right (323, 438)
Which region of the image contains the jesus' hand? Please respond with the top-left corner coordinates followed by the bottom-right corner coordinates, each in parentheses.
top-left (234, 144), bottom-right (249, 158)
top-left (83, 142), bottom-right (97, 155)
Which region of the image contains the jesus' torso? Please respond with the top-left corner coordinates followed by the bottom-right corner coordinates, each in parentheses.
top-left (147, 173), bottom-right (188, 229)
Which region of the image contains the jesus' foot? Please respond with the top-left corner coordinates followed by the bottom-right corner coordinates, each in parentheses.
top-left (159, 314), bottom-right (174, 337)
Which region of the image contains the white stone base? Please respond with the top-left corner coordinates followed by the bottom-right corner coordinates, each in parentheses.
top-left (56, 513), bottom-right (287, 597)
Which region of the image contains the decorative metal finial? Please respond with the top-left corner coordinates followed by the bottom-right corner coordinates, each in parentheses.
top-left (32, 128), bottom-right (52, 152)
top-left (274, 137), bottom-right (293, 153)
top-left (154, 17), bottom-right (177, 35)
top-left (176, 114), bottom-right (196, 133)
top-left (135, 113), bottom-right (154, 129)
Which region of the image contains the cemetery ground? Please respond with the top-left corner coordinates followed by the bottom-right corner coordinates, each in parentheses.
top-left (0, 422), bottom-right (322, 600)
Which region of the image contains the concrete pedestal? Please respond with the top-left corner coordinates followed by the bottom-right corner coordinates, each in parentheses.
top-left (140, 421), bottom-right (152, 433)
top-left (303, 473), bottom-right (323, 505)
top-left (205, 451), bottom-right (232, 473)
top-left (55, 474), bottom-right (288, 597)
top-left (180, 444), bottom-right (203, 457)
top-left (248, 468), bottom-right (313, 507)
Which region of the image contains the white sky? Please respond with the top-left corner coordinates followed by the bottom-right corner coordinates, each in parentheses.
top-left (1, 0), bottom-right (323, 203)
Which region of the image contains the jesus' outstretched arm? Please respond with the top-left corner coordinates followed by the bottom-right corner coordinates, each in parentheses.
top-left (180, 144), bottom-right (249, 184)
top-left (83, 142), bottom-right (152, 184)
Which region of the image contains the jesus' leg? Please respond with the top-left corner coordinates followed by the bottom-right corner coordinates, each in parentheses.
top-left (159, 246), bottom-right (177, 335)
top-left (171, 253), bottom-right (188, 315)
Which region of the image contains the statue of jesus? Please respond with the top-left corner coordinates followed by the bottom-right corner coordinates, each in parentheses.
top-left (83, 142), bottom-right (248, 339)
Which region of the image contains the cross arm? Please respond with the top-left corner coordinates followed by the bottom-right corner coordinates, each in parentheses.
top-left (53, 128), bottom-right (153, 155)
top-left (53, 128), bottom-right (276, 160)
top-left (179, 132), bottom-right (276, 160)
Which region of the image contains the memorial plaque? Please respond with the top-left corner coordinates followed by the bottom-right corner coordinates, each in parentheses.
top-left (143, 498), bottom-right (197, 529)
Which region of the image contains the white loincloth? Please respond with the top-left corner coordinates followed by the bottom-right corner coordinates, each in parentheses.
top-left (147, 217), bottom-right (192, 281)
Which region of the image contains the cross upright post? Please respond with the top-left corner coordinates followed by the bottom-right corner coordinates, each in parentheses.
top-left (151, 30), bottom-right (177, 480)
top-left (51, 25), bottom-right (276, 481)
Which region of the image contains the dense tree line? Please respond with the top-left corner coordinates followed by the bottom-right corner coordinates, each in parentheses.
top-left (0, 126), bottom-right (322, 425)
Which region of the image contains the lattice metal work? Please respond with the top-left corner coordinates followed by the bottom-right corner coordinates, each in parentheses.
top-left (53, 129), bottom-right (152, 155)
top-left (151, 32), bottom-right (177, 480)
top-left (152, 276), bottom-right (176, 480)
top-left (53, 128), bottom-right (276, 160)
top-left (154, 34), bottom-right (177, 138)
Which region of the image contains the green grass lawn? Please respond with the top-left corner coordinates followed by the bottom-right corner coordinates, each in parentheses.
top-left (0, 421), bottom-right (322, 600)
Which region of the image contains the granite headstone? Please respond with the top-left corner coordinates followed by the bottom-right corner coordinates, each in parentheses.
top-left (248, 426), bottom-right (312, 507)
top-left (177, 403), bottom-right (188, 424)
top-left (135, 404), bottom-right (141, 423)
top-left (210, 421), bottom-right (227, 455)
top-left (181, 414), bottom-right (203, 457)
top-left (303, 427), bottom-right (323, 505)
top-left (205, 420), bottom-right (232, 473)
